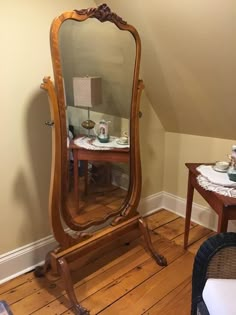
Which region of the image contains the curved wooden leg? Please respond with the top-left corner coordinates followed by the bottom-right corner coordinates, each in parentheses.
top-left (58, 258), bottom-right (90, 315)
top-left (34, 251), bottom-right (52, 278)
top-left (34, 250), bottom-right (61, 281)
top-left (138, 217), bottom-right (167, 266)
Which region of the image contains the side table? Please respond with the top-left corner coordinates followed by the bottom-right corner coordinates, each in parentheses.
top-left (69, 137), bottom-right (130, 204)
top-left (184, 163), bottom-right (236, 248)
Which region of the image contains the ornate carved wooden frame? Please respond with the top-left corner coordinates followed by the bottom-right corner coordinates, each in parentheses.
top-left (49, 3), bottom-right (144, 235)
top-left (38, 5), bottom-right (167, 315)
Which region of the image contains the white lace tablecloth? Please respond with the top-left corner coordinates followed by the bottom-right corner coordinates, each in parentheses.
top-left (196, 165), bottom-right (236, 198)
top-left (74, 136), bottom-right (129, 151)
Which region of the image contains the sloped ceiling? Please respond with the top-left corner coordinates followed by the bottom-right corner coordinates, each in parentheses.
top-left (95, 0), bottom-right (236, 140)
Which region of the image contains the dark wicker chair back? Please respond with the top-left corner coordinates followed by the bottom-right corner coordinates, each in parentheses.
top-left (191, 232), bottom-right (236, 315)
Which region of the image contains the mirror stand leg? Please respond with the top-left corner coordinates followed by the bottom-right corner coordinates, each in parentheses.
top-left (34, 250), bottom-right (61, 281)
top-left (138, 217), bottom-right (167, 266)
top-left (58, 257), bottom-right (90, 315)
top-left (34, 251), bottom-right (52, 278)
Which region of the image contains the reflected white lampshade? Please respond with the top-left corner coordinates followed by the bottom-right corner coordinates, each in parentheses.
top-left (73, 76), bottom-right (102, 136)
top-left (73, 76), bottom-right (102, 108)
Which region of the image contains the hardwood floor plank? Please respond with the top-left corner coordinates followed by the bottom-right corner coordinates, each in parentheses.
top-left (34, 238), bottom-right (184, 315)
top-left (70, 241), bottom-right (186, 315)
top-left (10, 235), bottom-right (164, 314)
top-left (6, 229), bottom-right (145, 312)
top-left (0, 210), bottom-right (214, 315)
top-left (155, 217), bottom-right (195, 240)
top-left (173, 224), bottom-right (212, 247)
top-left (0, 272), bottom-right (34, 295)
top-left (9, 240), bottom-right (145, 314)
top-left (144, 209), bottom-right (179, 230)
top-left (187, 231), bottom-right (216, 255)
top-left (0, 275), bottom-right (50, 305)
top-left (143, 277), bottom-right (192, 315)
top-left (10, 283), bottom-right (65, 315)
top-left (98, 252), bottom-right (194, 315)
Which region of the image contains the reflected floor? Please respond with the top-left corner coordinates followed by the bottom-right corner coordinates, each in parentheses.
top-left (66, 177), bottom-right (127, 226)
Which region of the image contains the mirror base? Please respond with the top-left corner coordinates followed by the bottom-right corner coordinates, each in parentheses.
top-left (35, 215), bottom-right (167, 313)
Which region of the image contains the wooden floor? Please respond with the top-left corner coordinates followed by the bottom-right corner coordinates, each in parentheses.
top-left (0, 210), bottom-right (215, 315)
top-left (67, 184), bottom-right (127, 225)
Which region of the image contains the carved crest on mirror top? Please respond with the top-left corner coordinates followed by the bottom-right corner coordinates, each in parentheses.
top-left (75, 3), bottom-right (127, 24)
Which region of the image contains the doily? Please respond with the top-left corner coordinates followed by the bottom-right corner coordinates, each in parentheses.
top-left (197, 175), bottom-right (236, 198)
top-left (196, 165), bottom-right (236, 187)
top-left (74, 136), bottom-right (129, 151)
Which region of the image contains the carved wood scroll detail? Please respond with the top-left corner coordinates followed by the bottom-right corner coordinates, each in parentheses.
top-left (75, 3), bottom-right (127, 25)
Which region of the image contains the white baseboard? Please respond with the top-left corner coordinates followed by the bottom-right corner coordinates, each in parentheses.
top-left (0, 235), bottom-right (57, 285)
top-left (160, 191), bottom-right (236, 232)
top-left (161, 191), bottom-right (218, 231)
top-left (138, 191), bottom-right (163, 216)
top-left (138, 191), bottom-right (217, 232)
top-left (111, 169), bottom-right (129, 190)
top-left (1, 191), bottom-right (235, 285)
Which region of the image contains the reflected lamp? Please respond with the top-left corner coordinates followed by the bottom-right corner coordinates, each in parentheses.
top-left (73, 76), bottom-right (102, 136)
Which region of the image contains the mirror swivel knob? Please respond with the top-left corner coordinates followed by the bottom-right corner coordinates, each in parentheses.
top-left (45, 120), bottom-right (54, 127)
top-left (139, 111), bottom-right (143, 118)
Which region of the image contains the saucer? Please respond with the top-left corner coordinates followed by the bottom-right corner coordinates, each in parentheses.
top-left (116, 139), bottom-right (128, 145)
top-left (212, 165), bottom-right (228, 173)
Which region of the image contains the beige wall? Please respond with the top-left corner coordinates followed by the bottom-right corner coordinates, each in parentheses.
top-left (102, 0), bottom-right (236, 140)
top-left (0, 0), bottom-right (95, 254)
top-left (67, 107), bottom-right (129, 138)
top-left (140, 93), bottom-right (165, 197)
top-left (163, 132), bottom-right (236, 205)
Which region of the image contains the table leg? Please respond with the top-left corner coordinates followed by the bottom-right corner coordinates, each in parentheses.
top-left (67, 151), bottom-right (70, 192)
top-left (217, 210), bottom-right (228, 233)
top-left (84, 161), bottom-right (89, 195)
top-left (105, 162), bottom-right (112, 185)
top-left (184, 171), bottom-right (194, 249)
top-left (73, 150), bottom-right (79, 202)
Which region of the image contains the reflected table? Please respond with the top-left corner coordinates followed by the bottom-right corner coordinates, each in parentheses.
top-left (70, 136), bottom-right (130, 202)
top-left (184, 163), bottom-right (236, 248)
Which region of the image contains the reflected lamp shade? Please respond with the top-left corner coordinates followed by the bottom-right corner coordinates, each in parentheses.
top-left (73, 76), bottom-right (102, 108)
top-left (73, 76), bottom-right (102, 135)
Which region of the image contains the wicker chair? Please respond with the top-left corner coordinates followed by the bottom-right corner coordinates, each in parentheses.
top-left (191, 232), bottom-right (236, 315)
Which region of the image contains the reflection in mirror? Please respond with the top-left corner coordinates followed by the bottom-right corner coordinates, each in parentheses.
top-left (59, 18), bottom-right (136, 229)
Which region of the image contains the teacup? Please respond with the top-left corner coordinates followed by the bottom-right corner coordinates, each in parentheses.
top-left (119, 136), bottom-right (128, 144)
top-left (215, 161), bottom-right (230, 170)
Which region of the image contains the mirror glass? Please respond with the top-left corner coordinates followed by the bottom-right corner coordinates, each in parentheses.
top-left (58, 18), bottom-right (136, 229)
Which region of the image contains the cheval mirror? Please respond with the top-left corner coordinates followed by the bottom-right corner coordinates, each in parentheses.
top-left (37, 4), bottom-right (167, 314)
